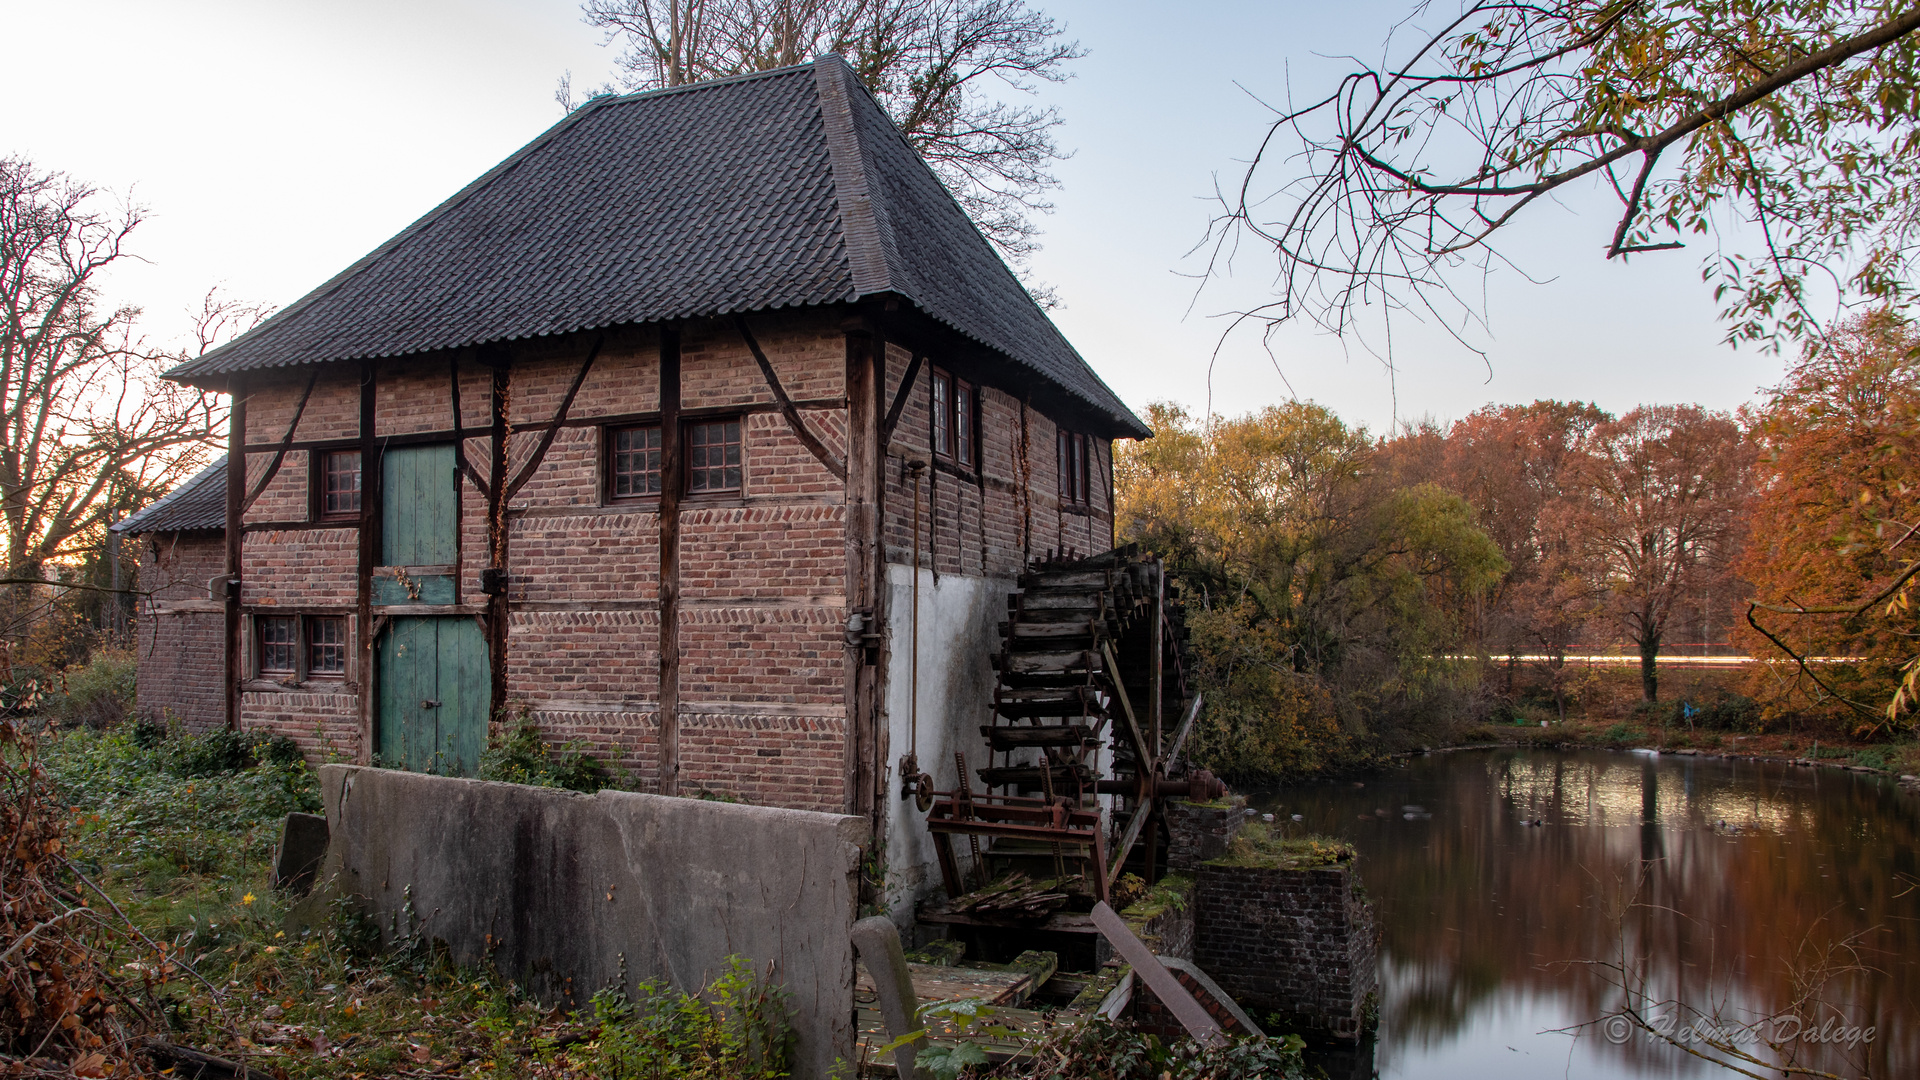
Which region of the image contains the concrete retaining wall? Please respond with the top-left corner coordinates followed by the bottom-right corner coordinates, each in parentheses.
top-left (313, 765), bottom-right (866, 1079)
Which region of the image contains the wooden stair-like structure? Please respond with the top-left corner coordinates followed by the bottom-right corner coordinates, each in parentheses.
top-left (923, 547), bottom-right (1222, 904)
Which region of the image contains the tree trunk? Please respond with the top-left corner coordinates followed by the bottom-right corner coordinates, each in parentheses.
top-left (1638, 633), bottom-right (1660, 702)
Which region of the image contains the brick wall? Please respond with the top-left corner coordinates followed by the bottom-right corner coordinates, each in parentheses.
top-left (129, 532), bottom-right (225, 730)
top-left (1193, 861), bottom-right (1378, 1040)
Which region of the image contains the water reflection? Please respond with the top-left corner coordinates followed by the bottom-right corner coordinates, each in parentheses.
top-left (1251, 749), bottom-right (1918, 1079)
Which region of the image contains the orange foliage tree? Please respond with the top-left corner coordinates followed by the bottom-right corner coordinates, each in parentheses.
top-left (1548, 406), bottom-right (1752, 702)
top-left (1737, 312), bottom-right (1920, 729)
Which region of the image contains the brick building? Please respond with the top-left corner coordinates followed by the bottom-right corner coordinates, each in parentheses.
top-left (119, 54), bottom-right (1147, 910)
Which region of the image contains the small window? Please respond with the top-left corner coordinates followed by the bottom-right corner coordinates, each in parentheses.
top-left (931, 370), bottom-right (953, 458)
top-left (1058, 430), bottom-right (1089, 506)
top-left (307, 616), bottom-right (347, 675)
top-left (319, 450), bottom-right (362, 518)
top-left (259, 617), bottom-right (298, 674)
top-left (610, 425), bottom-right (663, 498)
top-left (257, 614), bottom-right (349, 681)
top-left (954, 381), bottom-right (976, 468)
top-left (687, 419), bottom-right (743, 493)
top-left (929, 366), bottom-right (977, 470)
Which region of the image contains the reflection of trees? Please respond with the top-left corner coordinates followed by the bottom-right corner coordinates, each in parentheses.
top-left (1256, 751), bottom-right (1917, 1076)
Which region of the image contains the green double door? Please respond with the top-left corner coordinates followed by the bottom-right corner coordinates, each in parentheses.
top-left (375, 444), bottom-right (487, 774)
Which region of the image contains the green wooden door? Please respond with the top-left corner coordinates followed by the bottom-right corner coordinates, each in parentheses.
top-left (382, 443), bottom-right (457, 566)
top-left (374, 444), bottom-right (485, 774)
top-left (377, 617), bottom-right (488, 774)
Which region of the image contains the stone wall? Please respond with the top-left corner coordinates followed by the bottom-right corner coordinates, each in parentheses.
top-left (312, 765), bottom-right (865, 1080)
top-left (1193, 861), bottom-right (1378, 1040)
top-left (1164, 797), bottom-right (1257, 873)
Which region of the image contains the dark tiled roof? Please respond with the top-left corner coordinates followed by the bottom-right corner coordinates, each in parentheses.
top-left (166, 57), bottom-right (1147, 439)
top-left (114, 457), bottom-right (227, 534)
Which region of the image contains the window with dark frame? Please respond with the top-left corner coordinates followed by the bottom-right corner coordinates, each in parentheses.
top-left (257, 615), bottom-right (349, 680)
top-left (1058, 430), bottom-right (1089, 506)
top-left (319, 450), bottom-right (362, 518)
top-left (929, 366), bottom-right (978, 470)
top-left (258, 617), bottom-right (298, 674)
top-left (954, 380), bottom-right (976, 468)
top-left (307, 616), bottom-right (347, 675)
top-left (610, 424), bottom-right (663, 498)
top-left (686, 419), bottom-right (743, 493)
top-left (931, 370), bottom-right (953, 458)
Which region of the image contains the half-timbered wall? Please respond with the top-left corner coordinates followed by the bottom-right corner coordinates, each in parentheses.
top-left (159, 307), bottom-right (1119, 822)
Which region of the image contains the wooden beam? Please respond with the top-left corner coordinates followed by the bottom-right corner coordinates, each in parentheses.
top-left (355, 364), bottom-right (378, 763)
top-left (224, 381), bottom-right (247, 732)
top-left (504, 336), bottom-right (604, 502)
top-left (735, 316), bottom-right (846, 480)
top-left (843, 328), bottom-right (885, 827)
top-left (485, 357), bottom-right (512, 725)
top-left (241, 370), bottom-right (319, 514)
top-left (880, 352), bottom-right (925, 443)
top-left (449, 355), bottom-right (490, 501)
top-left (657, 326), bottom-right (683, 796)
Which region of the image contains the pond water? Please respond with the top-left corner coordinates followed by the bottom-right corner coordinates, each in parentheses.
top-left (1250, 749), bottom-right (1918, 1079)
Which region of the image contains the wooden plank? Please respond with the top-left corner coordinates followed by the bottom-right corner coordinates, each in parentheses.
top-left (1090, 902), bottom-right (1224, 1048)
top-left (981, 724), bottom-right (1091, 749)
top-left (436, 616), bottom-right (489, 776)
top-left (843, 328), bottom-right (883, 823)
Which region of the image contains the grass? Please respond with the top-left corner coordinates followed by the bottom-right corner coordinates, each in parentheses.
top-left (1211, 824), bottom-right (1356, 870)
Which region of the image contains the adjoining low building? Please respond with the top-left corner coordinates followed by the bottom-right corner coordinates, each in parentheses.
top-left (121, 55), bottom-right (1147, 908)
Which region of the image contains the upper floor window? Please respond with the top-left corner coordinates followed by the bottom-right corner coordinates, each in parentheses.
top-left (1058, 430), bottom-right (1089, 507)
top-left (610, 424), bottom-right (663, 498)
top-left (687, 419), bottom-right (743, 493)
top-left (317, 450), bottom-right (362, 519)
top-left (930, 366), bottom-right (977, 470)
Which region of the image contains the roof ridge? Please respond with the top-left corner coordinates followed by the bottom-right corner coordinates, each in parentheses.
top-left (813, 56), bottom-right (895, 295)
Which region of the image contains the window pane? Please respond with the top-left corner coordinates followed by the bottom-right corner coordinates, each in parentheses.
top-left (322, 451), bottom-right (362, 516)
top-left (612, 425), bottom-right (663, 497)
top-left (1072, 435), bottom-right (1087, 504)
top-left (931, 371), bottom-right (952, 458)
top-left (1058, 430), bottom-right (1072, 502)
top-left (687, 420), bottom-right (742, 492)
top-left (307, 616), bottom-right (347, 674)
top-left (955, 383), bottom-right (974, 467)
top-left (259, 617), bottom-right (297, 674)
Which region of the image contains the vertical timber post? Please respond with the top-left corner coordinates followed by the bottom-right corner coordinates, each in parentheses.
top-left (223, 380), bottom-right (247, 732)
top-left (356, 363), bottom-right (378, 763)
top-left (844, 327), bottom-right (885, 828)
top-left (657, 326), bottom-right (683, 796)
top-left (487, 357), bottom-right (512, 724)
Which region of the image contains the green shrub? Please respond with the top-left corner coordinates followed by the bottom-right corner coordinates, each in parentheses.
top-left (35, 647), bottom-right (138, 728)
top-left (1602, 722), bottom-right (1635, 745)
top-left (583, 955), bottom-right (793, 1079)
top-left (479, 712), bottom-right (618, 792)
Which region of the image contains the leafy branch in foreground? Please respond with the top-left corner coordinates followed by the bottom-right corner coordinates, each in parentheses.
top-left (1205, 1), bottom-right (1920, 353)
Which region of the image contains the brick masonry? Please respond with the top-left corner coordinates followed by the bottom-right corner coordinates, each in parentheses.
top-left (128, 307), bottom-right (1120, 831)
top-left (1193, 861), bottom-right (1379, 1040)
top-left (1164, 797), bottom-right (1258, 873)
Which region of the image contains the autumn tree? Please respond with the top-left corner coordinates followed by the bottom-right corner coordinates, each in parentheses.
top-left (1207, 0), bottom-right (1920, 351)
top-left (0, 157), bottom-right (231, 643)
top-left (1118, 402), bottom-right (1507, 771)
top-left (1547, 405), bottom-right (1752, 701)
top-left (1736, 311), bottom-right (1920, 727)
top-left (577, 0), bottom-right (1082, 262)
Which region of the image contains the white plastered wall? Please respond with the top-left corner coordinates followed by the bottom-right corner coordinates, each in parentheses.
top-left (879, 564), bottom-right (1009, 926)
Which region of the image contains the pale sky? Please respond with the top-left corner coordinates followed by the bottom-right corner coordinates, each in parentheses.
top-left (2, 0), bottom-right (1789, 435)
